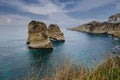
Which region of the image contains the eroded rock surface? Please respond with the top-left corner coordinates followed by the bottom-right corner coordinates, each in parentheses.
top-left (27, 21), bottom-right (65, 49)
top-left (108, 13), bottom-right (120, 23)
top-left (27, 20), bottom-right (53, 49)
top-left (70, 13), bottom-right (120, 38)
top-left (47, 24), bottom-right (65, 42)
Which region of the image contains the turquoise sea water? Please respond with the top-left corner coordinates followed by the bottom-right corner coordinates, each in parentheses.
top-left (0, 26), bottom-right (120, 79)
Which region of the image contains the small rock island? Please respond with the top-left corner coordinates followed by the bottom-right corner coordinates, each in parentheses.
top-left (70, 13), bottom-right (120, 38)
top-left (27, 20), bottom-right (65, 49)
top-left (47, 24), bottom-right (65, 42)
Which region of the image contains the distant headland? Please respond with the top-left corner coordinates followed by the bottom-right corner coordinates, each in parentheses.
top-left (69, 13), bottom-right (120, 39)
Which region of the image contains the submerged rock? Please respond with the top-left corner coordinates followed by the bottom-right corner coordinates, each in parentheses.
top-left (27, 20), bottom-right (53, 49)
top-left (47, 24), bottom-right (65, 42)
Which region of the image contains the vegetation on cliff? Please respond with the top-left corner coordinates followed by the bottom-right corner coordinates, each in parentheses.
top-left (23, 55), bottom-right (120, 80)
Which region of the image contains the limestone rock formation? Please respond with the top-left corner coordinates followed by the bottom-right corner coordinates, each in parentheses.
top-left (71, 21), bottom-right (105, 33)
top-left (27, 20), bottom-right (53, 49)
top-left (108, 13), bottom-right (120, 23)
top-left (70, 13), bottom-right (120, 39)
top-left (27, 20), bottom-right (65, 49)
top-left (47, 24), bottom-right (65, 42)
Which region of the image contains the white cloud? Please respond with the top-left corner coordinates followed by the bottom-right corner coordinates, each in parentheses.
top-left (0, 0), bottom-right (66, 15)
top-left (21, 4), bottom-right (60, 15)
top-left (1, 0), bottom-right (118, 14)
top-left (0, 0), bottom-right (94, 27)
top-left (69, 0), bottom-right (117, 12)
top-left (20, 0), bottom-right (61, 15)
top-left (0, 14), bottom-right (31, 26)
top-left (0, 13), bottom-right (94, 27)
top-left (42, 12), bottom-right (94, 27)
top-left (0, 0), bottom-right (114, 27)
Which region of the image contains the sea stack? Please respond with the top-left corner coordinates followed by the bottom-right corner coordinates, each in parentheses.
top-left (47, 24), bottom-right (65, 42)
top-left (27, 20), bottom-right (53, 49)
top-left (27, 20), bottom-right (65, 49)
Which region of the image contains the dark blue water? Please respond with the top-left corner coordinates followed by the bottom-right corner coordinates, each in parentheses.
top-left (0, 26), bottom-right (120, 79)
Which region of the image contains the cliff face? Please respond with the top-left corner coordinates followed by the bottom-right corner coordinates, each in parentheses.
top-left (71, 13), bottom-right (120, 38)
top-left (47, 24), bottom-right (65, 41)
top-left (27, 20), bottom-right (65, 49)
top-left (27, 21), bottom-right (53, 49)
top-left (108, 13), bottom-right (120, 23)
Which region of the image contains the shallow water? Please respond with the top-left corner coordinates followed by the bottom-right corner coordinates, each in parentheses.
top-left (0, 26), bottom-right (120, 79)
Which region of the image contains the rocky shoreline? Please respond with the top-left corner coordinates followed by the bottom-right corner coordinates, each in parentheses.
top-left (27, 20), bottom-right (65, 49)
top-left (69, 13), bottom-right (120, 39)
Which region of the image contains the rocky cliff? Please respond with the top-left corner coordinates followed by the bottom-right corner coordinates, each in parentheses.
top-left (27, 20), bottom-right (65, 49)
top-left (70, 13), bottom-right (120, 38)
top-left (47, 24), bottom-right (65, 42)
top-left (27, 21), bottom-right (53, 49)
top-left (108, 13), bottom-right (120, 23)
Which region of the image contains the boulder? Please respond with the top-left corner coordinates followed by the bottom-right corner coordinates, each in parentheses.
top-left (27, 20), bottom-right (53, 49)
top-left (47, 24), bottom-right (65, 42)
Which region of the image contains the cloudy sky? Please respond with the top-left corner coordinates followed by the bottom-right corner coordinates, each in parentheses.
top-left (0, 0), bottom-right (120, 27)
